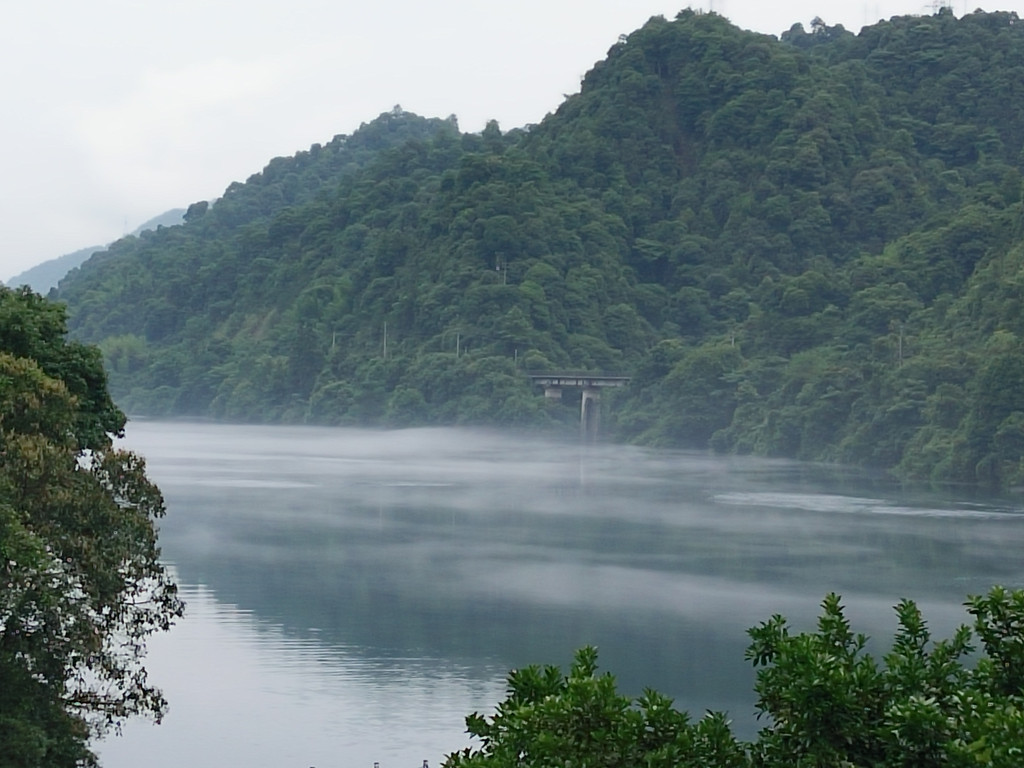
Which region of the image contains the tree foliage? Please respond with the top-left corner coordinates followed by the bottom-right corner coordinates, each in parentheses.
top-left (445, 587), bottom-right (1024, 768)
top-left (0, 286), bottom-right (182, 767)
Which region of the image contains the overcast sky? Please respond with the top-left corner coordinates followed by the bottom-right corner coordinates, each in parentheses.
top-left (2, 1), bottom-right (1020, 282)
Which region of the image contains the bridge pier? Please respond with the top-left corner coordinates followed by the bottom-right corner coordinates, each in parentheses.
top-left (581, 387), bottom-right (600, 443)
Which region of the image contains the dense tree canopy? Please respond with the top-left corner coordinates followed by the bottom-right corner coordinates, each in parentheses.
top-left (0, 286), bottom-right (182, 767)
top-left (48, 9), bottom-right (1024, 484)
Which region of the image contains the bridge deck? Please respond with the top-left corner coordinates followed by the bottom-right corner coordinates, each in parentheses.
top-left (528, 373), bottom-right (630, 388)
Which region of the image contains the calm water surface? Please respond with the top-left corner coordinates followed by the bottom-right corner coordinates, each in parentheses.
top-left (97, 422), bottom-right (1024, 768)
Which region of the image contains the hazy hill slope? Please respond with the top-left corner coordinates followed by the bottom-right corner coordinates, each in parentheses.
top-left (55, 9), bottom-right (1024, 485)
top-left (6, 209), bottom-right (186, 293)
top-left (7, 245), bottom-right (105, 294)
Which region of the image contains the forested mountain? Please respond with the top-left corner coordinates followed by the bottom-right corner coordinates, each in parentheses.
top-left (53, 9), bottom-right (1024, 485)
top-left (6, 209), bottom-right (186, 293)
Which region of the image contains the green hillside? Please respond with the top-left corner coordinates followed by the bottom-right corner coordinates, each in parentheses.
top-left (54, 9), bottom-right (1024, 485)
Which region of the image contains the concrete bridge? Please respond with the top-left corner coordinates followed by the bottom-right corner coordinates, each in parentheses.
top-left (528, 373), bottom-right (631, 442)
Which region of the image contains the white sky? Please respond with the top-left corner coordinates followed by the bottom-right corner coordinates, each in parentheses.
top-left (1, 0), bottom-right (1019, 282)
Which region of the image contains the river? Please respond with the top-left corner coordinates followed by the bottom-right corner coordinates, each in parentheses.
top-left (95, 421), bottom-right (1024, 768)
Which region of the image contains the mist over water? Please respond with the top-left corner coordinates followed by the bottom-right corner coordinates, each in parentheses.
top-left (98, 422), bottom-right (1024, 768)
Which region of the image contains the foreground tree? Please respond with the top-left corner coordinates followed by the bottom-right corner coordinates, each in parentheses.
top-left (444, 645), bottom-right (746, 768)
top-left (446, 587), bottom-right (1024, 768)
top-left (0, 286), bottom-right (182, 767)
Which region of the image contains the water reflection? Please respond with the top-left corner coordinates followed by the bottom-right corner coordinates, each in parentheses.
top-left (98, 422), bottom-right (1024, 766)
top-left (97, 580), bottom-right (506, 768)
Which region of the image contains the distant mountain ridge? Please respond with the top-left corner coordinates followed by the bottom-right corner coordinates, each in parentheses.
top-left (7, 209), bottom-right (186, 293)
top-left (53, 9), bottom-right (1024, 485)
